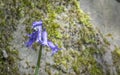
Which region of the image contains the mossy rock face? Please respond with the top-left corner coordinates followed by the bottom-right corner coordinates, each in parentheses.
top-left (0, 0), bottom-right (19, 75)
top-left (0, 0), bottom-right (114, 75)
top-left (53, 47), bottom-right (104, 75)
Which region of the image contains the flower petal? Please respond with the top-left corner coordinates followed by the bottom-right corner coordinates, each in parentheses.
top-left (33, 23), bottom-right (42, 42)
top-left (39, 29), bottom-right (48, 46)
top-left (36, 29), bottom-right (42, 42)
top-left (33, 25), bottom-right (42, 31)
top-left (32, 20), bottom-right (42, 28)
top-left (51, 46), bottom-right (60, 55)
top-left (48, 41), bottom-right (61, 55)
top-left (47, 41), bottom-right (56, 49)
top-left (26, 31), bottom-right (38, 47)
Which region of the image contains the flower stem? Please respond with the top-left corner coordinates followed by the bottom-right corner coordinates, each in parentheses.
top-left (34, 45), bottom-right (42, 75)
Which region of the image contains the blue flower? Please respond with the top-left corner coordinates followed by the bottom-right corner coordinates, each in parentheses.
top-left (48, 41), bottom-right (61, 55)
top-left (39, 29), bottom-right (48, 46)
top-left (26, 31), bottom-right (38, 47)
top-left (26, 20), bottom-right (61, 55)
top-left (32, 20), bottom-right (42, 28)
top-left (32, 21), bottom-right (43, 42)
top-left (26, 21), bottom-right (43, 47)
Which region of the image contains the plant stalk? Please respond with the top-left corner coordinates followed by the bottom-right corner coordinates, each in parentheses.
top-left (34, 45), bottom-right (42, 75)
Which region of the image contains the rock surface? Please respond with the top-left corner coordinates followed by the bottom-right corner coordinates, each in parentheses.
top-left (1, 0), bottom-right (120, 75)
top-left (79, 0), bottom-right (120, 46)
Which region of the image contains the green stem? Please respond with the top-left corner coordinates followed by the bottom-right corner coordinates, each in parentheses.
top-left (34, 45), bottom-right (42, 75)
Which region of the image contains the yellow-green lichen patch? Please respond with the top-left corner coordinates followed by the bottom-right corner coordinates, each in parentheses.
top-left (112, 47), bottom-right (120, 74)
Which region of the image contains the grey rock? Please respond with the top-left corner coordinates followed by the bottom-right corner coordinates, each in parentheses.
top-left (2, 50), bottom-right (8, 58)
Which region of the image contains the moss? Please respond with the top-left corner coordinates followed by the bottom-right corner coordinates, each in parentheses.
top-left (71, 0), bottom-right (93, 28)
top-left (45, 65), bottom-right (52, 75)
top-left (53, 47), bottom-right (104, 75)
top-left (79, 27), bottom-right (97, 44)
top-left (22, 0), bottom-right (63, 49)
top-left (0, 0), bottom-right (20, 74)
top-left (55, 6), bottom-right (65, 14)
top-left (104, 39), bottom-right (110, 45)
top-left (112, 47), bottom-right (120, 74)
top-left (0, 0), bottom-right (110, 75)
top-left (51, 0), bottom-right (106, 75)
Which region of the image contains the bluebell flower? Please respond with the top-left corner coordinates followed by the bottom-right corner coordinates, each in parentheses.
top-left (39, 29), bottom-right (48, 46)
top-left (26, 21), bottom-right (42, 47)
top-left (48, 41), bottom-right (61, 55)
top-left (26, 20), bottom-right (61, 55)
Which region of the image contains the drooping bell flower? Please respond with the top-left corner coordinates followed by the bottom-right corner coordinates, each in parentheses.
top-left (48, 41), bottom-right (61, 55)
top-left (26, 21), bottom-right (43, 47)
top-left (26, 20), bottom-right (61, 55)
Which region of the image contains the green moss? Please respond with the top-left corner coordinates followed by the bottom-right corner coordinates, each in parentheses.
top-left (71, 0), bottom-right (93, 28)
top-left (53, 48), bottom-right (104, 75)
top-left (112, 47), bottom-right (120, 74)
top-left (45, 65), bottom-right (52, 75)
top-left (0, 0), bottom-right (110, 75)
top-left (79, 27), bottom-right (97, 44)
top-left (22, 0), bottom-right (63, 48)
top-left (0, 0), bottom-right (20, 74)
top-left (51, 0), bottom-right (106, 75)
top-left (55, 6), bottom-right (65, 14)
top-left (103, 37), bottom-right (110, 45)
